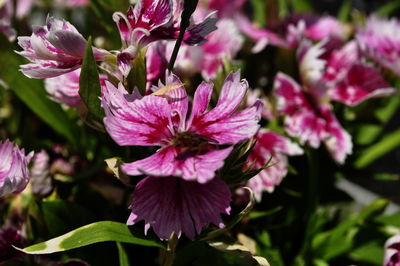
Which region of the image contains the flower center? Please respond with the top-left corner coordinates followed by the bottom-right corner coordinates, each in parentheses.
top-left (172, 132), bottom-right (211, 151)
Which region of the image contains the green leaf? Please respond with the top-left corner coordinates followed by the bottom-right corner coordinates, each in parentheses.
top-left (79, 36), bottom-right (104, 121)
top-left (337, 0), bottom-right (352, 22)
top-left (17, 221), bottom-right (165, 254)
top-left (116, 242), bottom-right (130, 266)
top-left (127, 48), bottom-right (147, 96)
top-left (290, 0), bottom-right (313, 13)
top-left (248, 206), bottom-right (283, 220)
top-left (250, 0), bottom-right (267, 26)
top-left (349, 241), bottom-right (384, 265)
top-left (375, 212), bottom-right (400, 227)
top-left (355, 124), bottom-right (382, 145)
top-left (355, 129), bottom-right (400, 168)
top-left (374, 95), bottom-right (400, 123)
top-left (0, 37), bottom-right (79, 144)
top-left (376, 0), bottom-right (400, 16)
top-left (208, 241), bottom-right (270, 266)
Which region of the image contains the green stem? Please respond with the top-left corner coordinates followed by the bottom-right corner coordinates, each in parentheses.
top-left (160, 234), bottom-right (179, 266)
top-left (295, 148), bottom-right (319, 264)
top-left (167, 0), bottom-right (199, 71)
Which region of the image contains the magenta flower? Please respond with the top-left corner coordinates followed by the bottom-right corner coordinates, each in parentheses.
top-left (102, 71), bottom-right (262, 183)
top-left (277, 40), bottom-right (394, 163)
top-left (357, 16), bottom-right (400, 76)
top-left (299, 40), bottom-right (396, 106)
top-left (0, 140), bottom-right (33, 197)
top-left (244, 15), bottom-right (346, 51)
top-left (384, 235), bottom-right (400, 266)
top-left (112, 0), bottom-right (218, 76)
top-left (246, 89), bottom-right (274, 120)
top-left (274, 72), bottom-right (352, 163)
top-left (0, 1), bottom-right (16, 41)
top-left (275, 38), bottom-right (394, 162)
top-left (44, 69), bottom-right (82, 106)
top-left (16, 16), bottom-right (110, 78)
top-left (127, 176), bottom-right (231, 239)
top-left (246, 129), bottom-right (303, 201)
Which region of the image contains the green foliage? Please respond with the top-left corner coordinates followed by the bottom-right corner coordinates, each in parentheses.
top-left (376, 0), bottom-right (400, 16)
top-left (79, 36), bottom-right (105, 121)
top-left (127, 48), bottom-right (147, 95)
top-left (355, 129), bottom-right (400, 168)
top-left (116, 242), bottom-right (130, 266)
top-left (18, 221), bottom-right (165, 254)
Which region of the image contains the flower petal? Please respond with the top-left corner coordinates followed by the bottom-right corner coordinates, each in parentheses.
top-left (102, 82), bottom-right (173, 146)
top-left (127, 176), bottom-right (231, 240)
top-left (246, 129), bottom-right (303, 201)
top-left (46, 30), bottom-right (87, 57)
top-left (186, 81), bottom-right (213, 127)
top-left (123, 146), bottom-right (233, 183)
top-left (323, 113), bottom-right (352, 164)
top-left (329, 63), bottom-right (396, 106)
top-left (184, 12), bottom-right (218, 46)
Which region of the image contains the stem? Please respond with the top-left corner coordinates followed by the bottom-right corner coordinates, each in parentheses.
top-left (294, 148), bottom-right (319, 264)
top-left (160, 233), bottom-right (179, 266)
top-left (167, 0), bottom-right (199, 71)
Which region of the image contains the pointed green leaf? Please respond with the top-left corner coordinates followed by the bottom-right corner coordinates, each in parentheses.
top-left (17, 221), bottom-right (165, 254)
top-left (376, 0), bottom-right (400, 16)
top-left (127, 48), bottom-right (147, 96)
top-left (79, 36), bottom-right (104, 121)
top-left (355, 129), bottom-right (400, 168)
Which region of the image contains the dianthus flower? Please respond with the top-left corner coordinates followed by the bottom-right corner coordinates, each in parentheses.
top-left (246, 129), bottom-right (303, 201)
top-left (102, 71), bottom-right (262, 183)
top-left (357, 16), bottom-right (400, 76)
top-left (112, 0), bottom-right (218, 77)
top-left (274, 39), bottom-right (395, 163)
top-left (0, 140), bottom-right (33, 197)
top-left (16, 16), bottom-right (110, 78)
top-left (384, 235), bottom-right (400, 266)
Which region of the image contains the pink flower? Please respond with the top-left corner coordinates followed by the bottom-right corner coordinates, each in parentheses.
top-left (30, 150), bottom-right (52, 197)
top-left (102, 71), bottom-right (262, 183)
top-left (246, 15), bottom-right (346, 51)
top-left (274, 73), bottom-right (352, 163)
top-left (0, 1), bottom-right (16, 41)
top-left (299, 40), bottom-right (396, 106)
top-left (127, 176), bottom-right (231, 240)
top-left (246, 129), bottom-right (303, 201)
top-left (0, 140), bottom-right (33, 197)
top-left (246, 89), bottom-right (274, 120)
top-left (44, 69), bottom-right (82, 106)
top-left (112, 0), bottom-right (218, 77)
top-left (201, 0), bottom-right (274, 53)
top-left (44, 69), bottom-right (107, 107)
top-left (16, 16), bottom-right (110, 78)
top-left (357, 16), bottom-right (400, 76)
top-left (384, 235), bottom-right (400, 266)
